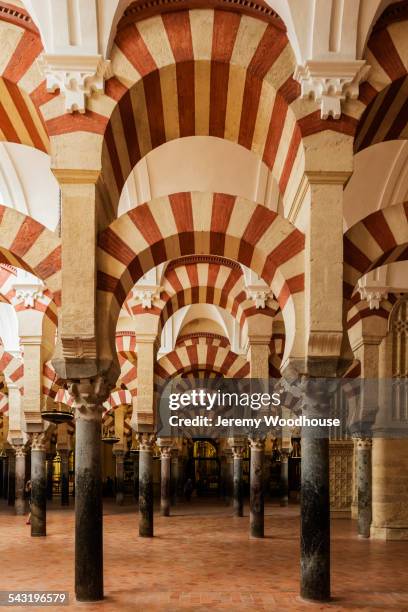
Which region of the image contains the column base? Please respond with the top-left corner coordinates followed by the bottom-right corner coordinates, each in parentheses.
top-left (371, 526), bottom-right (408, 540)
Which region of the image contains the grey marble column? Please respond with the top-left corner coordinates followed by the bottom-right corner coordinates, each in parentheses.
top-left (7, 450), bottom-right (16, 506)
top-left (301, 433), bottom-right (330, 601)
top-left (230, 439), bottom-right (246, 517)
top-left (114, 450), bottom-right (125, 506)
top-left (46, 454), bottom-right (54, 500)
top-left (160, 445), bottom-right (172, 517)
top-left (280, 449), bottom-right (290, 507)
top-left (132, 452), bottom-right (139, 500)
top-left (171, 449), bottom-right (179, 505)
top-left (31, 434), bottom-right (47, 537)
top-left (59, 449), bottom-right (70, 506)
top-left (2, 455), bottom-right (8, 499)
top-left (249, 437), bottom-right (265, 538)
top-left (6, 451), bottom-right (15, 507)
top-left (356, 437), bottom-right (372, 538)
top-left (138, 433), bottom-right (155, 537)
top-left (72, 379), bottom-right (107, 602)
top-left (14, 446), bottom-right (26, 516)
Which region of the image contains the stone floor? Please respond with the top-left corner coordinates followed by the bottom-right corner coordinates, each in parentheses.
top-left (0, 498), bottom-right (407, 611)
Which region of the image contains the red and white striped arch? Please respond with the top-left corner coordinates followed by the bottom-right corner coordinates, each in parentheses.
top-left (128, 255), bottom-right (278, 333)
top-left (103, 387), bottom-right (132, 414)
top-left (45, 6), bottom-right (357, 222)
top-left (356, 7), bottom-right (408, 152)
top-left (346, 292), bottom-right (398, 335)
top-left (0, 205), bottom-right (61, 300)
top-left (0, 345), bottom-right (23, 390)
top-left (344, 201), bottom-right (408, 301)
top-left (155, 335), bottom-right (249, 380)
top-left (0, 390), bottom-right (8, 413)
top-left (98, 191), bottom-right (305, 363)
top-left (0, 4), bottom-right (49, 152)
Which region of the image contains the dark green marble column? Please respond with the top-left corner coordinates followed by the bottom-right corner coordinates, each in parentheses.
top-left (356, 437), bottom-right (372, 538)
top-left (46, 454), bottom-right (54, 501)
top-left (249, 437), bottom-right (265, 538)
top-left (59, 449), bottom-right (70, 506)
top-left (301, 434), bottom-right (330, 601)
top-left (138, 433), bottom-right (155, 537)
top-left (31, 435), bottom-right (47, 536)
top-left (72, 379), bottom-right (108, 602)
top-left (114, 450), bottom-right (125, 506)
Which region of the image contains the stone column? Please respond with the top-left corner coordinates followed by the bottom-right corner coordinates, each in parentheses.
top-left (59, 449), bottom-right (70, 506)
top-left (71, 379), bottom-right (108, 602)
top-left (355, 437), bottom-right (372, 538)
top-left (30, 433), bottom-right (47, 537)
top-left (301, 418), bottom-right (330, 602)
top-left (159, 443), bottom-right (172, 517)
top-left (229, 439), bottom-right (245, 517)
top-left (249, 437), bottom-right (265, 538)
top-left (132, 452), bottom-right (139, 500)
top-left (2, 454), bottom-right (8, 499)
top-left (46, 454), bottom-right (54, 500)
top-left (114, 449), bottom-right (125, 506)
top-left (138, 433), bottom-right (156, 537)
top-left (280, 448), bottom-right (290, 506)
top-left (14, 446), bottom-right (26, 516)
top-left (7, 449), bottom-right (16, 507)
top-left (171, 448), bottom-right (179, 505)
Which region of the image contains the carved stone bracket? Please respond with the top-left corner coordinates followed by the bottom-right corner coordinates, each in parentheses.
top-left (295, 60), bottom-right (370, 119)
top-left (245, 286), bottom-right (272, 309)
top-left (12, 288), bottom-right (44, 309)
top-left (69, 377), bottom-right (111, 421)
top-left (358, 284), bottom-right (389, 310)
top-left (132, 286), bottom-right (162, 309)
top-left (38, 54), bottom-right (112, 114)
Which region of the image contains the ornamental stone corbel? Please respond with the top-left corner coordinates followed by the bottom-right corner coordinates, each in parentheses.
top-left (245, 286), bottom-right (272, 309)
top-left (357, 284), bottom-right (389, 310)
top-left (38, 54), bottom-right (112, 114)
top-left (294, 60), bottom-right (370, 119)
top-left (132, 285), bottom-right (162, 309)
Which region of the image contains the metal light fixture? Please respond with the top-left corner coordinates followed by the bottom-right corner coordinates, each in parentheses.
top-left (41, 401), bottom-right (74, 425)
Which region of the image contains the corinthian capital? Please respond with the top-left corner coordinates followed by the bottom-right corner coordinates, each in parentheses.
top-left (248, 436), bottom-right (266, 451)
top-left (138, 433), bottom-right (156, 451)
top-left (14, 445), bottom-right (26, 458)
top-left (30, 432), bottom-right (47, 452)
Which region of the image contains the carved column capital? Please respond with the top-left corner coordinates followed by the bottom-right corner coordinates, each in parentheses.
top-left (13, 445), bottom-right (26, 459)
top-left (30, 432), bottom-right (47, 452)
top-left (159, 446), bottom-right (173, 459)
top-left (228, 437), bottom-right (246, 458)
top-left (69, 376), bottom-right (111, 421)
top-left (138, 433), bottom-right (156, 452)
top-left (248, 437), bottom-right (266, 451)
top-left (354, 436), bottom-right (373, 451)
